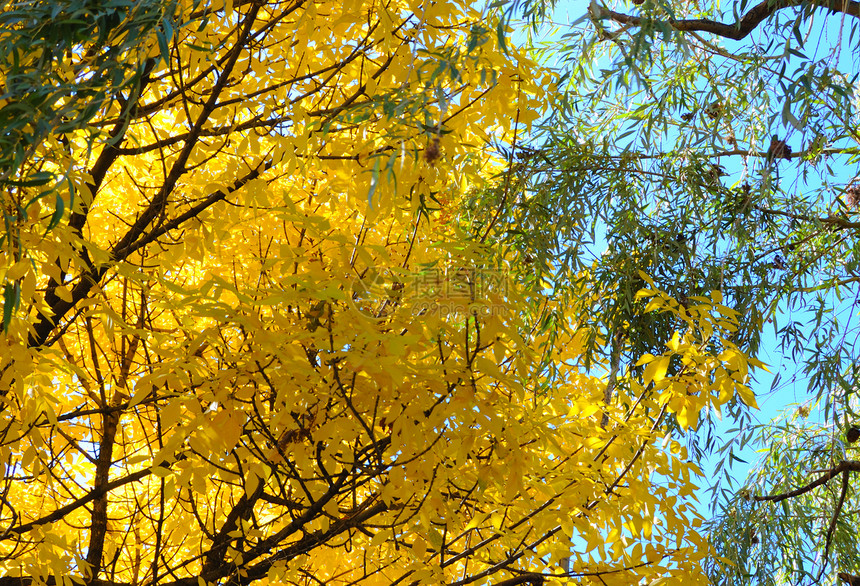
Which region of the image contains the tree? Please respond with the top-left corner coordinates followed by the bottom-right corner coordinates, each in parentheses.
top-left (707, 407), bottom-right (860, 586)
top-left (0, 0), bottom-right (757, 585)
top-left (494, 0), bottom-right (860, 584)
top-left (0, 0), bottom-right (182, 329)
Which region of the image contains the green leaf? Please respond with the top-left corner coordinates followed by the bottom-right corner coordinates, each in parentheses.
top-left (156, 29), bottom-right (171, 64)
top-left (45, 192), bottom-right (65, 232)
top-left (2, 282), bottom-right (19, 332)
top-left (367, 156), bottom-right (381, 207)
top-left (496, 18), bottom-right (508, 55)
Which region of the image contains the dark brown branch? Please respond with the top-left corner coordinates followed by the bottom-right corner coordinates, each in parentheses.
top-left (200, 480), bottom-right (266, 577)
top-left (33, 61), bottom-right (157, 352)
top-left (28, 150), bottom-right (270, 349)
top-left (28, 18), bottom-right (257, 349)
top-left (84, 395), bottom-right (121, 582)
top-left (111, 113), bottom-right (278, 156)
top-left (490, 576), bottom-right (546, 586)
top-left (595, 0), bottom-right (860, 41)
top-left (754, 460), bottom-right (860, 502)
top-left (0, 576), bottom-right (196, 586)
top-left (258, 492), bottom-right (304, 509)
top-left (240, 467), bottom-right (351, 565)
top-left (109, 3), bottom-right (261, 260)
top-left (755, 205), bottom-right (860, 230)
top-left (112, 160), bottom-right (272, 261)
top-left (212, 500), bottom-right (390, 585)
top-left (818, 470), bottom-right (850, 582)
top-left (67, 59), bottom-right (157, 235)
top-left (112, 42), bottom-right (397, 158)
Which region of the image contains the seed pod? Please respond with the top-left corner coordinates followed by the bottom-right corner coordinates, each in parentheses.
top-left (845, 184), bottom-right (860, 209)
top-left (771, 255), bottom-right (786, 270)
top-left (424, 137), bottom-right (441, 165)
top-left (705, 101), bottom-right (721, 119)
top-left (767, 136), bottom-right (792, 161)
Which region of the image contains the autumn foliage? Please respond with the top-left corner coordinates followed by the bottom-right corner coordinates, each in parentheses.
top-left (0, 1), bottom-right (758, 585)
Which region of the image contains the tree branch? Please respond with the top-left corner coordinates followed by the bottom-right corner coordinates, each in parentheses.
top-left (817, 469), bottom-right (850, 582)
top-left (84, 394), bottom-right (121, 583)
top-left (490, 576), bottom-right (546, 586)
top-left (0, 579), bottom-right (133, 586)
top-left (754, 460), bottom-right (860, 502)
top-left (755, 205), bottom-right (860, 231)
top-left (6, 465), bottom-right (161, 536)
top-left (593, 0), bottom-right (860, 41)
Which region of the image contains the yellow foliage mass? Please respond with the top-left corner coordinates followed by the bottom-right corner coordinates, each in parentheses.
top-left (0, 1), bottom-right (757, 585)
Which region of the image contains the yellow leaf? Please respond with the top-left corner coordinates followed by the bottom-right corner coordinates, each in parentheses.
top-left (644, 355), bottom-right (670, 385)
top-left (736, 384), bottom-right (759, 409)
top-left (245, 470), bottom-right (261, 497)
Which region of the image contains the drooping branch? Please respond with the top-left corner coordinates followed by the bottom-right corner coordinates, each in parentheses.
top-left (592, 0), bottom-right (860, 41)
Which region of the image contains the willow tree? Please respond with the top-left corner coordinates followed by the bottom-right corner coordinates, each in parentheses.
top-left (494, 0), bottom-right (860, 583)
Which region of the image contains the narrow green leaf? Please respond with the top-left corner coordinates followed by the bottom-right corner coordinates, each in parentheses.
top-left (367, 156), bottom-right (381, 207)
top-left (45, 193), bottom-right (65, 232)
top-left (2, 283), bottom-right (18, 332)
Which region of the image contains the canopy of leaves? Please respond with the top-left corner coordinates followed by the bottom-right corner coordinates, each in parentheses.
top-left (495, 0), bottom-right (860, 584)
top-left (0, 1), bottom-right (762, 585)
top-left (0, 0), bottom-right (188, 280)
